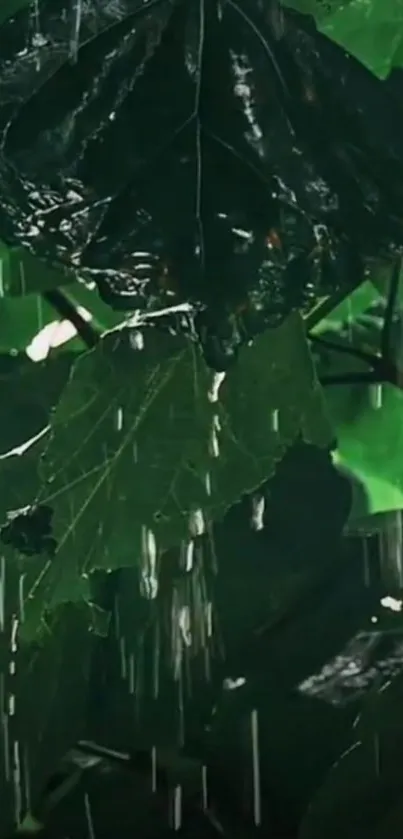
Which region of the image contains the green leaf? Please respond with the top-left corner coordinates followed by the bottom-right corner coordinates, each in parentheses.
top-left (20, 313), bottom-right (331, 640)
top-left (0, 244), bottom-right (74, 297)
top-left (318, 0), bottom-right (403, 78)
top-left (311, 260), bottom-right (403, 521)
top-left (0, 434), bottom-right (47, 525)
top-left (333, 384), bottom-right (403, 517)
top-left (0, 355), bottom-right (73, 456)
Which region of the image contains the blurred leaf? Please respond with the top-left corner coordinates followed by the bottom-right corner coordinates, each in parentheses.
top-left (318, 0), bottom-right (403, 78)
top-left (19, 312), bottom-right (331, 640)
top-left (0, 0), bottom-right (31, 24)
top-left (332, 385), bottom-right (403, 516)
top-left (312, 264), bottom-right (403, 519)
top-left (0, 244), bottom-right (74, 297)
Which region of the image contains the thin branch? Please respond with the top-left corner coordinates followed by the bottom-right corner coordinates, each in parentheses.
top-left (320, 371), bottom-right (379, 387)
top-left (308, 332), bottom-right (378, 368)
top-left (43, 289), bottom-right (101, 349)
top-left (380, 256), bottom-right (402, 361)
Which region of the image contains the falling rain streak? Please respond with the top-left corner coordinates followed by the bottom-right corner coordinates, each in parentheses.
top-left (140, 526), bottom-right (158, 599)
top-left (370, 383), bottom-right (383, 410)
top-left (250, 709), bottom-right (261, 827)
top-left (188, 509), bottom-right (205, 538)
top-left (209, 415), bottom-right (221, 458)
top-left (251, 494), bottom-right (265, 531)
top-left (0, 555), bottom-right (4, 632)
top-left (129, 329), bottom-right (145, 351)
top-left (379, 510), bottom-right (403, 595)
top-left (208, 372), bottom-right (226, 403)
top-left (70, 0), bottom-right (83, 63)
top-left (115, 406), bottom-right (124, 433)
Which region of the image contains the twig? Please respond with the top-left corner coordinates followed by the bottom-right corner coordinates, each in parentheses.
top-left (43, 289), bottom-right (101, 349)
top-left (380, 256), bottom-right (402, 361)
top-left (308, 332), bottom-right (377, 367)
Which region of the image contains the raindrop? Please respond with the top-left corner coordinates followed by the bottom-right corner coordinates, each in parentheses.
top-left (128, 654), bottom-right (135, 695)
top-left (18, 574), bottom-right (25, 623)
top-left (201, 765), bottom-right (208, 809)
top-left (370, 383), bottom-right (383, 410)
top-left (173, 786), bottom-right (182, 830)
top-left (270, 409), bottom-right (279, 432)
top-left (223, 676), bottom-right (246, 690)
top-left (362, 539), bottom-right (371, 587)
top-left (251, 494), bottom-right (265, 531)
top-left (13, 740), bottom-right (22, 826)
top-left (129, 329), bottom-right (144, 351)
top-left (11, 615), bottom-right (18, 654)
top-left (119, 636), bottom-right (127, 680)
top-left (189, 509), bottom-right (205, 537)
top-left (0, 555), bottom-right (5, 632)
top-left (8, 694), bottom-right (15, 717)
top-left (204, 471), bottom-right (212, 496)
top-left (140, 526), bottom-right (158, 599)
top-left (380, 594), bottom-right (402, 612)
top-left (209, 414), bottom-right (221, 458)
top-left (153, 620), bottom-right (160, 699)
top-left (184, 540), bottom-right (194, 572)
top-left (250, 709), bottom-right (261, 827)
top-left (178, 606), bottom-right (192, 647)
top-left (151, 746), bottom-right (157, 792)
top-left (115, 407), bottom-right (124, 432)
top-left (205, 602), bottom-right (213, 638)
top-left (208, 372), bottom-right (226, 403)
top-left (2, 711), bottom-right (10, 781)
top-left (70, 0), bottom-right (83, 63)
top-left (23, 747), bottom-right (31, 813)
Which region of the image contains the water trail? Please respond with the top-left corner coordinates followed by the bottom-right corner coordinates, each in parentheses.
top-left (70, 0), bottom-right (83, 63)
top-left (250, 709), bottom-right (261, 827)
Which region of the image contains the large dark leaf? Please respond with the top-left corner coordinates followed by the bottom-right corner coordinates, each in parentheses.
top-left (0, 0), bottom-right (403, 366)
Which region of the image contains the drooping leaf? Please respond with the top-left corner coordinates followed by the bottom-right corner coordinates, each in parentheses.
top-left (1, 1), bottom-right (403, 366)
top-left (18, 312), bottom-right (331, 640)
top-left (313, 269), bottom-right (403, 519)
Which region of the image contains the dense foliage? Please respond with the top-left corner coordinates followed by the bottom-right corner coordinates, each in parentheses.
top-left (1, 0), bottom-right (403, 837)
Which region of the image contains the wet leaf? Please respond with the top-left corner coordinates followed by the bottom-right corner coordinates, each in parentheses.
top-left (0, 0), bottom-right (402, 364)
top-left (20, 312), bottom-right (331, 639)
top-left (0, 355), bottom-right (73, 456)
